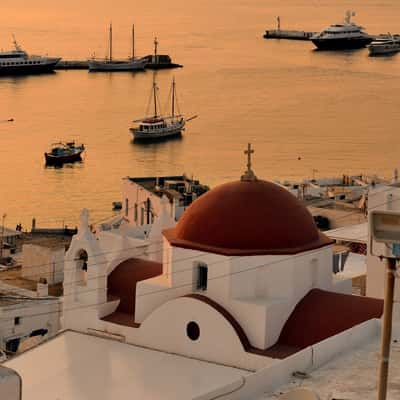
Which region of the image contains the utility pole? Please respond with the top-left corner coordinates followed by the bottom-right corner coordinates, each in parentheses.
top-left (377, 257), bottom-right (396, 400)
top-left (370, 210), bottom-right (400, 400)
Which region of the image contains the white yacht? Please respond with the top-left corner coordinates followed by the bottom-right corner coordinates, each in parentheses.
top-left (0, 36), bottom-right (61, 75)
top-left (368, 34), bottom-right (400, 56)
top-left (88, 24), bottom-right (145, 72)
top-left (130, 77), bottom-right (197, 141)
top-left (311, 11), bottom-right (373, 50)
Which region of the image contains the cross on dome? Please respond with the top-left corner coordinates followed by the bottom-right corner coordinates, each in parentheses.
top-left (241, 143), bottom-right (257, 181)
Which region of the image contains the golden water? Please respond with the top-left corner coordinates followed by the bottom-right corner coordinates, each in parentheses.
top-left (0, 0), bottom-right (399, 227)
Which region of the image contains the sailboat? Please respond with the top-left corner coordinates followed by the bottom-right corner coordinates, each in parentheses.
top-left (130, 77), bottom-right (197, 141)
top-left (88, 24), bottom-right (145, 72)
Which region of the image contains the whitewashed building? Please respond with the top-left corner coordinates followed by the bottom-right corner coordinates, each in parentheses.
top-left (0, 282), bottom-right (60, 354)
top-left (121, 175), bottom-right (208, 226)
top-left (1, 151), bottom-right (391, 400)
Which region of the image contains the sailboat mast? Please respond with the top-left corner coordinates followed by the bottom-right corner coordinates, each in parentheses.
top-left (171, 78), bottom-right (175, 118)
top-left (109, 23), bottom-right (113, 62)
top-left (154, 36), bottom-right (158, 63)
top-left (132, 24), bottom-right (135, 60)
top-left (153, 80), bottom-right (158, 117)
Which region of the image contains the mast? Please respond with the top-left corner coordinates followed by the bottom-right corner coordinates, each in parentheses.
top-left (171, 77), bottom-right (175, 118)
top-left (154, 36), bottom-right (158, 64)
top-left (109, 23), bottom-right (113, 62)
top-left (132, 24), bottom-right (135, 60)
top-left (153, 78), bottom-right (158, 118)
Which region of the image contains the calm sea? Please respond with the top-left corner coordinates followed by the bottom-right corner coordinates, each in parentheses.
top-left (0, 0), bottom-right (400, 228)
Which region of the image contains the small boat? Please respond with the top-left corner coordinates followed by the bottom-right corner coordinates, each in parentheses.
top-left (112, 201), bottom-right (122, 210)
top-left (130, 77), bottom-right (197, 141)
top-left (88, 24), bottom-right (145, 72)
top-left (311, 11), bottom-right (373, 50)
top-left (45, 141), bottom-right (85, 165)
top-left (140, 37), bottom-right (182, 69)
top-left (0, 36), bottom-right (61, 76)
top-left (368, 34), bottom-right (400, 56)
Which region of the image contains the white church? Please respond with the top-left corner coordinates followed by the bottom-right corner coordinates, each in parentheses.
top-left (60, 145), bottom-right (382, 370)
top-left (2, 146), bottom-right (391, 400)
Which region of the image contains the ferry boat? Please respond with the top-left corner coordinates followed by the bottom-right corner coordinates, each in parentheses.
top-left (88, 24), bottom-right (145, 72)
top-left (45, 141), bottom-right (85, 165)
top-left (368, 34), bottom-right (400, 56)
top-left (0, 36), bottom-right (61, 75)
top-left (130, 77), bottom-right (197, 141)
top-left (311, 11), bottom-right (373, 50)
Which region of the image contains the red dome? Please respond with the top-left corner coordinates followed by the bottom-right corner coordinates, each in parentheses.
top-left (163, 179), bottom-right (333, 256)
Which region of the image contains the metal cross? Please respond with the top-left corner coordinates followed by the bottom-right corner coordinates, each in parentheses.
top-left (244, 143), bottom-right (254, 173)
top-left (241, 143), bottom-right (257, 181)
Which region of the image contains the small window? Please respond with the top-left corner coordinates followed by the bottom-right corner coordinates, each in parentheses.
top-left (196, 264), bottom-right (208, 291)
top-left (134, 203), bottom-right (138, 222)
top-left (186, 321), bottom-right (200, 341)
top-left (14, 317), bottom-right (21, 326)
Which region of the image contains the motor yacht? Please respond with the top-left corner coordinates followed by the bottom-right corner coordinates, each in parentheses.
top-left (0, 36), bottom-right (60, 75)
top-left (311, 11), bottom-right (373, 50)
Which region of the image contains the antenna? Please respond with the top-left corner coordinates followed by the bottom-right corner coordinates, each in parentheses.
top-left (12, 34), bottom-right (22, 52)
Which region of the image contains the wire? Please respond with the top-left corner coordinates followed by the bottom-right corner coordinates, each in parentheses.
top-left (4, 181), bottom-right (394, 279)
top-left (1, 181), bottom-right (398, 317)
top-left (0, 220), bottom-right (372, 319)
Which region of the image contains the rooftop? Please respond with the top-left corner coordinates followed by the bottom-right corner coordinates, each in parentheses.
top-left (164, 179), bottom-right (333, 256)
top-left (125, 175), bottom-right (209, 200)
top-left (5, 330), bottom-right (249, 400)
top-left (260, 331), bottom-right (400, 400)
top-left (325, 222), bottom-right (368, 244)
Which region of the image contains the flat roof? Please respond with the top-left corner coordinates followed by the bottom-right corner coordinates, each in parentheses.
top-left (325, 222), bottom-right (368, 244)
top-left (260, 329), bottom-right (400, 400)
top-left (5, 331), bottom-right (248, 400)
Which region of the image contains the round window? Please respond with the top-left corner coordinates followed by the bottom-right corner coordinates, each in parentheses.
top-left (186, 321), bottom-right (200, 341)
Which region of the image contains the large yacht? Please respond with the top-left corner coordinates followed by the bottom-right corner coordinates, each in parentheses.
top-left (0, 36), bottom-right (61, 75)
top-left (311, 11), bottom-right (373, 50)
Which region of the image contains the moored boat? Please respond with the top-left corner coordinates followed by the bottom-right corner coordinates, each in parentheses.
top-left (0, 36), bottom-right (61, 75)
top-left (88, 24), bottom-right (145, 72)
top-left (130, 77), bottom-right (197, 141)
top-left (311, 11), bottom-right (373, 50)
top-left (368, 34), bottom-right (400, 56)
top-left (140, 37), bottom-right (182, 69)
top-left (45, 141), bottom-right (85, 165)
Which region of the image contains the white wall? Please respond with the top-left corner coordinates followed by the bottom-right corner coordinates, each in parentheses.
top-left (0, 284), bottom-right (60, 351)
top-left (122, 178), bottom-right (174, 226)
top-left (21, 244), bottom-right (65, 284)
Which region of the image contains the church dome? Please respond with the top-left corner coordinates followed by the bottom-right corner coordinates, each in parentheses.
top-left (163, 179), bottom-right (333, 256)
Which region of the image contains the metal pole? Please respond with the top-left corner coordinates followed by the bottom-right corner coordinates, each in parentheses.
top-left (132, 24), bottom-right (135, 60)
top-left (0, 214), bottom-right (4, 259)
top-left (109, 23), bottom-right (113, 62)
top-left (377, 257), bottom-right (396, 400)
